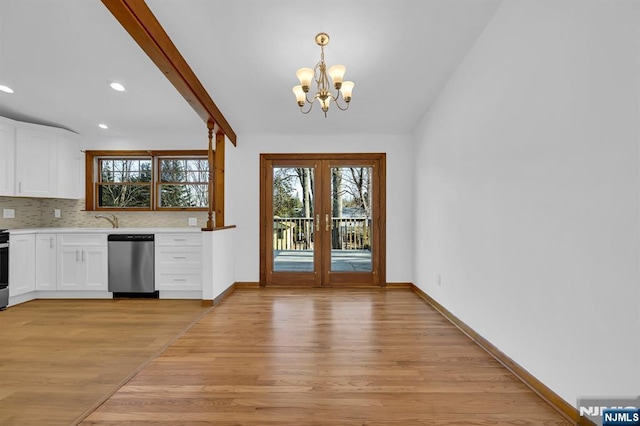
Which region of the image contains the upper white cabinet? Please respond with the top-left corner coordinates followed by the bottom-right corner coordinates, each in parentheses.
top-left (15, 127), bottom-right (59, 197)
top-left (1, 116), bottom-right (81, 199)
top-left (57, 134), bottom-right (81, 199)
top-left (0, 122), bottom-right (15, 196)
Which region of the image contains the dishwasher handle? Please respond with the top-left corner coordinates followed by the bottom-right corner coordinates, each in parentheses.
top-left (108, 234), bottom-right (154, 242)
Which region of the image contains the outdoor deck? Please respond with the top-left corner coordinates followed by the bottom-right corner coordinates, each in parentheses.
top-left (274, 250), bottom-right (372, 272)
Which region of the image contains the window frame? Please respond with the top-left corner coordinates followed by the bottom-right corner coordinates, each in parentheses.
top-left (156, 156), bottom-right (210, 210)
top-left (85, 150), bottom-right (210, 212)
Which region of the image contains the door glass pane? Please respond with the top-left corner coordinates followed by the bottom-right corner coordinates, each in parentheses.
top-left (330, 167), bottom-right (373, 272)
top-left (273, 167), bottom-right (315, 272)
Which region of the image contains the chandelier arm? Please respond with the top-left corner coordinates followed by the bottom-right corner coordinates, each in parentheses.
top-left (305, 92), bottom-right (315, 104)
top-left (300, 101), bottom-right (314, 114)
top-left (334, 101), bottom-right (350, 111)
top-left (330, 90), bottom-right (348, 110)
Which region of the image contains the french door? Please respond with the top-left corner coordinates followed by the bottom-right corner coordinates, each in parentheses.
top-left (260, 153), bottom-right (386, 287)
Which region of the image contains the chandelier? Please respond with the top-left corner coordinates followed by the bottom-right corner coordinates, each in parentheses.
top-left (292, 33), bottom-right (354, 117)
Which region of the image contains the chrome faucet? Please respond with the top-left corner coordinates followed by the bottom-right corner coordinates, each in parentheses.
top-left (95, 213), bottom-right (119, 228)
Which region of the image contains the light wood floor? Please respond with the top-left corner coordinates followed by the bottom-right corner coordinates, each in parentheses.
top-left (0, 299), bottom-right (210, 425)
top-left (82, 289), bottom-right (572, 425)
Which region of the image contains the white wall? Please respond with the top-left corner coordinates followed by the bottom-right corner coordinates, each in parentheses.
top-left (413, 0), bottom-right (640, 406)
top-left (226, 133), bottom-right (414, 283)
top-left (202, 228), bottom-right (236, 301)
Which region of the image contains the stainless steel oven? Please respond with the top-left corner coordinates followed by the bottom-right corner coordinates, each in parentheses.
top-left (0, 230), bottom-right (8, 310)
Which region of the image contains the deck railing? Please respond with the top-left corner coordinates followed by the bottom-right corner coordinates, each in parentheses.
top-left (273, 217), bottom-right (371, 251)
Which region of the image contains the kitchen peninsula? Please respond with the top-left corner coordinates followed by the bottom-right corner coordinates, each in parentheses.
top-left (6, 226), bottom-right (235, 308)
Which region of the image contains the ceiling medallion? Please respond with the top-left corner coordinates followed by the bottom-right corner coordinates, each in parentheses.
top-left (292, 33), bottom-right (354, 117)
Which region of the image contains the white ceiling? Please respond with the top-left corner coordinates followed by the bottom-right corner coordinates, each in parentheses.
top-left (0, 0), bottom-right (501, 146)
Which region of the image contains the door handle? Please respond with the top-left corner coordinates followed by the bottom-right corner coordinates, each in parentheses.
top-left (315, 215), bottom-right (320, 232)
top-left (49, 237), bottom-right (54, 249)
top-left (325, 214), bottom-right (331, 232)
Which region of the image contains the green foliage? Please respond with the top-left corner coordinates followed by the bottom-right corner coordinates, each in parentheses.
top-left (273, 168), bottom-right (302, 217)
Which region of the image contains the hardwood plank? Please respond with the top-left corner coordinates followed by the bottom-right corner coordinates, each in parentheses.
top-left (0, 299), bottom-right (209, 425)
top-left (83, 289), bottom-right (572, 425)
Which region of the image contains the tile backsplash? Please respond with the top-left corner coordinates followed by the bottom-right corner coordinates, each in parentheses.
top-left (0, 197), bottom-right (209, 229)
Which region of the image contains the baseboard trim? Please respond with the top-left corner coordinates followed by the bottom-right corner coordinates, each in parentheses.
top-left (409, 283), bottom-right (586, 425)
top-left (234, 282), bottom-right (261, 289)
top-left (213, 283), bottom-right (237, 306)
top-left (385, 282), bottom-right (413, 289)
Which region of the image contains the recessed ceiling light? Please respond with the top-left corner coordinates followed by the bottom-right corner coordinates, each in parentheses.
top-left (0, 85), bottom-right (14, 94)
top-left (98, 123), bottom-right (108, 129)
top-left (110, 82), bottom-right (126, 92)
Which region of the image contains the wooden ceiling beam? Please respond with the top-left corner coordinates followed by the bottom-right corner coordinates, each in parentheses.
top-left (102, 0), bottom-right (237, 145)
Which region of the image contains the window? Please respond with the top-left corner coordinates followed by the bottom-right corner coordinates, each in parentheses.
top-left (158, 158), bottom-right (209, 208)
top-left (85, 150), bottom-right (209, 211)
top-left (98, 158), bottom-right (152, 209)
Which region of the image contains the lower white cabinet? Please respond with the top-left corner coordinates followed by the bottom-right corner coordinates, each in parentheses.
top-left (57, 234), bottom-right (108, 291)
top-left (155, 233), bottom-right (202, 291)
top-left (9, 234), bottom-right (35, 297)
top-left (35, 234), bottom-right (57, 291)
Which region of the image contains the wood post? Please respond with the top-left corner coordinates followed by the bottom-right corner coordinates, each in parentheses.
top-left (203, 120), bottom-right (215, 231)
top-left (215, 133), bottom-right (225, 227)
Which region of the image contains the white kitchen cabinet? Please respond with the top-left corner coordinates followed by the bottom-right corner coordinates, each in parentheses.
top-left (57, 234), bottom-right (108, 291)
top-left (0, 116), bottom-right (81, 199)
top-left (56, 135), bottom-right (81, 199)
top-left (15, 127), bottom-right (58, 197)
top-left (35, 234), bottom-right (57, 291)
top-left (155, 233), bottom-right (202, 291)
top-left (9, 234), bottom-right (35, 297)
top-left (0, 121), bottom-right (15, 196)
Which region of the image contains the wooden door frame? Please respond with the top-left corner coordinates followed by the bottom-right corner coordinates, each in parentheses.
top-left (260, 153), bottom-right (386, 287)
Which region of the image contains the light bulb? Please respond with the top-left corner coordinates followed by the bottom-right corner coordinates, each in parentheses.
top-left (317, 96), bottom-right (330, 112)
top-left (296, 68), bottom-right (314, 92)
top-left (328, 65), bottom-right (346, 89)
top-left (292, 85), bottom-right (306, 106)
top-left (340, 81), bottom-right (354, 102)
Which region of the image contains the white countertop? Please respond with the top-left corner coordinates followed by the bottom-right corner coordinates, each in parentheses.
top-left (8, 227), bottom-right (203, 235)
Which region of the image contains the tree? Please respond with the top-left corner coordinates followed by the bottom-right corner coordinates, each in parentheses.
top-left (331, 168), bottom-right (343, 248)
top-left (273, 168), bottom-right (302, 217)
top-left (343, 167), bottom-right (372, 217)
top-left (159, 159), bottom-right (189, 207)
top-left (99, 159), bottom-right (152, 208)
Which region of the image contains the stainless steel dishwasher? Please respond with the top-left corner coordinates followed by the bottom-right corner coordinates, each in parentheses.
top-left (107, 234), bottom-right (156, 297)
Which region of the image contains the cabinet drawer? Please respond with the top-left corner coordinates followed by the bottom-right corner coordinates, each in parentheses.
top-left (57, 233), bottom-right (106, 247)
top-left (156, 247), bottom-right (201, 268)
top-left (155, 233), bottom-right (201, 247)
top-left (155, 269), bottom-right (201, 291)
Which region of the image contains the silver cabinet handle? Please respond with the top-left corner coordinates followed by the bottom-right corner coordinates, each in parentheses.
top-left (315, 214), bottom-right (320, 232)
top-left (174, 239), bottom-right (186, 242)
top-left (325, 214), bottom-right (330, 232)
top-left (49, 237), bottom-right (54, 249)
top-left (76, 250), bottom-right (79, 261)
top-left (173, 256), bottom-right (187, 259)
top-left (173, 278), bottom-right (187, 282)
top-left (18, 182), bottom-right (22, 193)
